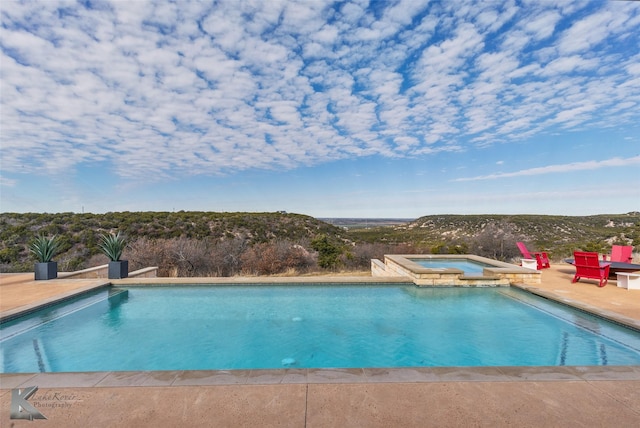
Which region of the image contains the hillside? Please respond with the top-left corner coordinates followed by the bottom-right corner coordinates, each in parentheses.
top-left (1, 211), bottom-right (638, 275)
top-left (347, 213), bottom-right (640, 260)
top-left (0, 211), bottom-right (349, 273)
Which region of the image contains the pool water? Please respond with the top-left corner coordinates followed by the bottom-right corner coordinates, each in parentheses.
top-left (411, 258), bottom-right (493, 274)
top-left (2, 285), bottom-right (640, 373)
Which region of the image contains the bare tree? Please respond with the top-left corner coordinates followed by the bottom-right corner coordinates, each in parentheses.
top-left (469, 221), bottom-right (523, 261)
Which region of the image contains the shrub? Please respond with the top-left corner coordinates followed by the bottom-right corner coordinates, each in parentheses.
top-left (311, 234), bottom-right (342, 270)
top-left (241, 241), bottom-right (313, 275)
top-left (169, 237), bottom-right (215, 277)
top-left (0, 247), bottom-right (19, 264)
top-left (127, 237), bottom-right (168, 274)
top-left (577, 241), bottom-right (608, 254)
top-left (210, 238), bottom-right (247, 277)
top-left (468, 221), bottom-right (522, 261)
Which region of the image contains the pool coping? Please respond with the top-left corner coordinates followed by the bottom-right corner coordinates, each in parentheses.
top-left (512, 283), bottom-right (640, 332)
top-left (2, 365), bottom-right (640, 390)
top-left (0, 282), bottom-right (112, 323)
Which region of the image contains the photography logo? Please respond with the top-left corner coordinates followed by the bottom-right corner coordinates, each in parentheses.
top-left (10, 386), bottom-right (47, 420)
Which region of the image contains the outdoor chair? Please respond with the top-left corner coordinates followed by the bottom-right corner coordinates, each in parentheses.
top-left (603, 245), bottom-right (633, 263)
top-left (516, 242), bottom-right (551, 270)
top-left (572, 251), bottom-right (611, 287)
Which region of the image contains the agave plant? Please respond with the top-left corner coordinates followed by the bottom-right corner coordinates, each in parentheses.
top-left (99, 232), bottom-right (127, 262)
top-left (29, 235), bottom-right (61, 263)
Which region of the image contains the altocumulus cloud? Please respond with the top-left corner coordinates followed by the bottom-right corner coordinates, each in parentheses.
top-left (1, 0), bottom-right (639, 181)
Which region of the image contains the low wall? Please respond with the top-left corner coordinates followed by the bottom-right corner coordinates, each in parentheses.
top-left (58, 265), bottom-right (109, 279)
top-left (129, 267), bottom-right (158, 278)
top-left (58, 265), bottom-right (158, 279)
top-left (371, 259), bottom-right (405, 277)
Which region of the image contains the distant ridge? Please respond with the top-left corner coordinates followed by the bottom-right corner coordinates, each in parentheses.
top-left (320, 218), bottom-right (414, 230)
top-left (348, 212), bottom-right (640, 257)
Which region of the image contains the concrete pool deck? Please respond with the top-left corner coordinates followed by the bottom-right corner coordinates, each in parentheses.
top-left (1, 265), bottom-right (640, 426)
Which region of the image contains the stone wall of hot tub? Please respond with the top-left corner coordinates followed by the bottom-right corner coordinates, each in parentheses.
top-left (372, 254), bottom-right (541, 287)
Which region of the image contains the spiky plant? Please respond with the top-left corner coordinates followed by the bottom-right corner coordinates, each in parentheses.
top-left (99, 232), bottom-right (127, 261)
top-left (30, 235), bottom-right (61, 263)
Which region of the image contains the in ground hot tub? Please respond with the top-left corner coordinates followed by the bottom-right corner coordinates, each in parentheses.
top-left (372, 254), bottom-right (541, 286)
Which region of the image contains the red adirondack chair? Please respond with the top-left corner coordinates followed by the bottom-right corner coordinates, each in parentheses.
top-left (572, 251), bottom-right (611, 287)
top-left (603, 245), bottom-right (633, 263)
top-left (516, 242), bottom-right (550, 269)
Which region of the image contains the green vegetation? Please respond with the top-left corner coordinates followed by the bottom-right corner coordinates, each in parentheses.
top-left (1, 211), bottom-right (638, 276)
top-left (99, 232), bottom-right (127, 261)
top-left (349, 213), bottom-right (640, 261)
top-left (29, 235), bottom-right (61, 263)
top-left (0, 211), bottom-right (351, 275)
top-left (311, 234), bottom-right (343, 270)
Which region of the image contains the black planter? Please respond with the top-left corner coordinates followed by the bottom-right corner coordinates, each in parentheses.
top-left (35, 261), bottom-right (57, 280)
top-left (108, 260), bottom-right (129, 279)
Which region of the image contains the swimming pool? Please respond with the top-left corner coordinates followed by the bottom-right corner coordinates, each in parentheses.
top-left (2, 284), bottom-right (640, 373)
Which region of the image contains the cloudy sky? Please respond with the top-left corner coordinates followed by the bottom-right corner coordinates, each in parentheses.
top-left (1, 0), bottom-right (639, 218)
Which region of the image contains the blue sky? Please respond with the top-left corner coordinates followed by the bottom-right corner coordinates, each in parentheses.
top-left (1, 0), bottom-right (639, 218)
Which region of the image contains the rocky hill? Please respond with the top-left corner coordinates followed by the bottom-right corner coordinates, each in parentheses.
top-left (347, 213), bottom-right (640, 260)
top-left (0, 211), bottom-right (348, 272)
top-left (1, 211), bottom-right (638, 274)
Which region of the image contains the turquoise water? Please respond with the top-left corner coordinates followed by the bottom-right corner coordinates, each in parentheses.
top-left (411, 258), bottom-right (493, 274)
top-left (2, 285), bottom-right (640, 373)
